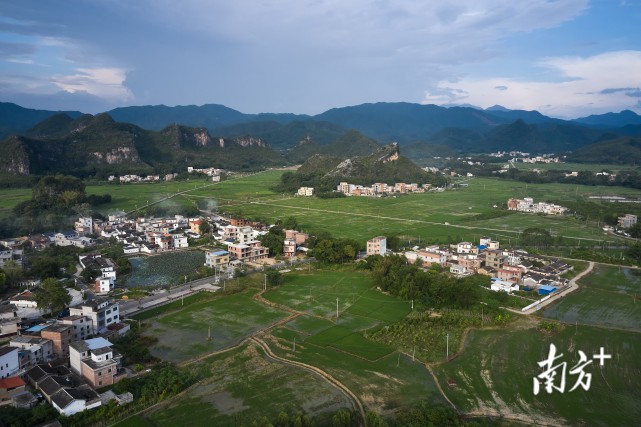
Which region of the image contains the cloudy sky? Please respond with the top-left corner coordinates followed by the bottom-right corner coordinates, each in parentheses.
top-left (0, 0), bottom-right (640, 118)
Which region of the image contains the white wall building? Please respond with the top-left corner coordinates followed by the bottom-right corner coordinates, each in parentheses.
top-left (0, 347), bottom-right (19, 379)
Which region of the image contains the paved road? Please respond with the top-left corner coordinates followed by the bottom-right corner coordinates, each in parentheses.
top-left (509, 261), bottom-right (595, 315)
top-left (118, 257), bottom-right (315, 317)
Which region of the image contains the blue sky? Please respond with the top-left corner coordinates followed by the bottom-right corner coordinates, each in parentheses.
top-left (0, 0), bottom-right (640, 118)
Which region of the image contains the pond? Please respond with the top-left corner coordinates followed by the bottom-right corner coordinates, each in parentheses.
top-left (125, 251), bottom-right (205, 287)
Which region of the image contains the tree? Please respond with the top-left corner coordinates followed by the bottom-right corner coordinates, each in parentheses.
top-left (34, 278), bottom-right (72, 314)
top-left (2, 260), bottom-right (23, 286)
top-left (629, 222), bottom-right (641, 238)
top-left (332, 409), bottom-right (353, 427)
top-left (282, 216), bottom-right (299, 230)
top-left (266, 270), bottom-right (283, 287)
top-left (0, 271), bottom-right (6, 292)
top-left (81, 266), bottom-right (100, 283)
top-left (261, 232), bottom-right (284, 256)
top-left (199, 220), bottom-right (211, 235)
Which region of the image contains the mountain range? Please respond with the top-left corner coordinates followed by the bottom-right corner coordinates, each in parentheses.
top-left (1, 101), bottom-right (641, 178)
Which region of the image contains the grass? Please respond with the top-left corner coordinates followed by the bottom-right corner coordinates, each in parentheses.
top-left (433, 319), bottom-right (641, 426)
top-left (542, 265), bottom-right (641, 331)
top-left (0, 187), bottom-right (32, 219)
top-left (119, 344), bottom-right (351, 427)
top-left (306, 325), bottom-right (394, 361)
top-left (264, 270), bottom-right (411, 323)
top-left (142, 289), bottom-right (288, 362)
top-left (268, 324), bottom-right (446, 414)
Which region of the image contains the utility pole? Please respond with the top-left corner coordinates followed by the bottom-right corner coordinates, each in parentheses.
top-left (411, 300), bottom-right (414, 311)
top-left (446, 333), bottom-right (449, 359)
top-left (336, 298), bottom-right (339, 320)
top-left (293, 337), bottom-right (296, 352)
top-left (264, 274), bottom-right (267, 291)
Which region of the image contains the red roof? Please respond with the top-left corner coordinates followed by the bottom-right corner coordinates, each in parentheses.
top-left (0, 376), bottom-right (26, 389)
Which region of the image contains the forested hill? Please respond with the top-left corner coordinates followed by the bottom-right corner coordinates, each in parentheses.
top-left (566, 136), bottom-right (641, 164)
top-left (0, 113), bottom-right (285, 177)
top-left (276, 143), bottom-right (446, 196)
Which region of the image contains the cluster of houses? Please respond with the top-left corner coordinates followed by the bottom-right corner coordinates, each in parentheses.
top-left (506, 197), bottom-right (568, 216)
top-left (204, 219), bottom-right (309, 277)
top-left (108, 174), bottom-right (163, 183)
top-left (187, 166), bottom-right (225, 179)
top-left (0, 298), bottom-right (131, 414)
top-left (100, 215), bottom-right (193, 255)
top-left (337, 181), bottom-right (428, 197)
top-left (367, 236), bottom-right (571, 295)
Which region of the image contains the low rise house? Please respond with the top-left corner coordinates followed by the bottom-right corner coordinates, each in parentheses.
top-left (227, 241), bottom-right (269, 263)
top-left (297, 187), bottom-right (314, 196)
top-left (618, 214), bottom-right (637, 229)
top-left (450, 264), bottom-right (471, 277)
top-left (25, 365), bottom-right (100, 416)
top-left (9, 291), bottom-right (37, 309)
top-left (204, 250), bottom-right (230, 268)
top-left (417, 248), bottom-right (448, 266)
top-left (284, 230), bottom-right (309, 245)
top-left (490, 278), bottom-right (519, 293)
top-left (69, 338), bottom-right (122, 388)
top-left (0, 376), bottom-right (26, 405)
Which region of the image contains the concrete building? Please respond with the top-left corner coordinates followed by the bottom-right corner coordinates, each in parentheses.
top-left (283, 239), bottom-right (296, 257)
top-left (618, 214), bottom-right (638, 229)
top-left (9, 336), bottom-right (54, 369)
top-left (0, 347), bottom-right (19, 379)
top-left (69, 338), bottom-right (122, 388)
top-left (41, 324), bottom-right (74, 360)
top-left (297, 187), bottom-right (314, 196)
top-left (69, 299), bottom-right (120, 334)
top-left (172, 234), bottom-right (188, 249)
top-left (59, 316), bottom-right (94, 342)
top-left (366, 236), bottom-right (387, 256)
top-left (227, 241), bottom-right (269, 263)
top-left (205, 250), bottom-right (230, 268)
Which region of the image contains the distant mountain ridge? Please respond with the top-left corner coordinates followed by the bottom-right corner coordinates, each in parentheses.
top-left (2, 102), bottom-right (641, 166)
top-left (0, 102), bottom-right (83, 140)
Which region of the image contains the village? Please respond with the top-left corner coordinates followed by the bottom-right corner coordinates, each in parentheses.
top-left (0, 195), bottom-right (640, 419)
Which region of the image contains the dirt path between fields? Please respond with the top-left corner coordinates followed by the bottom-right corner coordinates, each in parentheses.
top-left (250, 336), bottom-right (366, 425)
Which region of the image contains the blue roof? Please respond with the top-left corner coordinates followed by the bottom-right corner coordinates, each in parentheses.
top-left (478, 245), bottom-right (487, 250)
top-left (539, 285), bottom-right (557, 291)
top-left (85, 337), bottom-right (113, 350)
top-left (26, 325), bottom-right (48, 332)
top-left (212, 250), bottom-right (228, 256)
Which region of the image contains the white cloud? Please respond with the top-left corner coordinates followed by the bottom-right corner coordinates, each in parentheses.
top-left (51, 67), bottom-right (132, 101)
top-left (422, 50), bottom-right (641, 118)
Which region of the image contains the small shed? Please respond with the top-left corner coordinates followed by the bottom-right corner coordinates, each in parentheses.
top-left (538, 285), bottom-right (557, 295)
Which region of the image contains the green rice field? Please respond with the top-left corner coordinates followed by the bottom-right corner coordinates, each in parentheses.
top-left (143, 289), bottom-right (288, 362)
top-left (543, 265), bottom-right (641, 331)
top-left (434, 319), bottom-right (641, 426)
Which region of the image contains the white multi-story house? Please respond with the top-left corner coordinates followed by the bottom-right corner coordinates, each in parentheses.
top-left (69, 299), bottom-right (120, 334)
top-left (0, 347), bottom-right (19, 379)
top-left (172, 234), bottom-right (188, 249)
top-left (9, 336), bottom-right (54, 369)
top-left (297, 187), bottom-right (314, 196)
